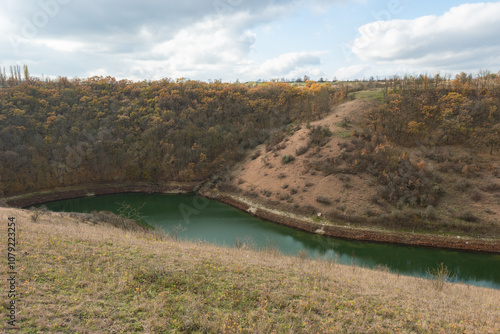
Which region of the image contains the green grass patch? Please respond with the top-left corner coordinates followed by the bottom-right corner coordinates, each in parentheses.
top-left (351, 89), bottom-right (385, 101)
top-left (333, 130), bottom-right (353, 139)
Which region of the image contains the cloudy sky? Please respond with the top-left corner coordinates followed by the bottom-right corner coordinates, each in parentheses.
top-left (1, 0), bottom-right (499, 81)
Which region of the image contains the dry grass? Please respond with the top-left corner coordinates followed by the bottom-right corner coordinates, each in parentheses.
top-left (1, 207), bottom-right (499, 333)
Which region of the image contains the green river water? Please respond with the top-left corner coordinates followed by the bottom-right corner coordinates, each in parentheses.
top-left (40, 193), bottom-right (500, 289)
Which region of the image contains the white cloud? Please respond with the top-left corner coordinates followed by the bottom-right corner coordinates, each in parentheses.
top-left (0, 0), bottom-right (354, 80)
top-left (33, 39), bottom-right (85, 52)
top-left (351, 2), bottom-right (500, 72)
top-left (254, 51), bottom-right (328, 78)
top-left (152, 13), bottom-right (255, 66)
top-left (93, 4), bottom-right (330, 81)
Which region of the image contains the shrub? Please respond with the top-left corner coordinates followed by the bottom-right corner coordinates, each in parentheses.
top-left (278, 193), bottom-right (291, 201)
top-left (234, 236), bottom-right (255, 250)
top-left (338, 116), bottom-right (351, 128)
top-left (422, 205), bottom-right (437, 220)
top-left (268, 130), bottom-right (286, 149)
top-left (316, 196), bottom-right (332, 205)
top-left (297, 205), bottom-right (318, 216)
top-left (458, 212), bottom-right (480, 223)
top-left (455, 179), bottom-right (470, 192)
top-left (281, 155), bottom-right (295, 164)
top-left (365, 209), bottom-right (377, 217)
top-left (164, 224), bottom-right (186, 240)
top-left (244, 191), bottom-right (259, 198)
top-left (309, 125), bottom-right (332, 147)
top-left (427, 263), bottom-right (451, 291)
top-left (89, 210), bottom-right (145, 231)
top-left (264, 237), bottom-right (281, 256)
top-left (469, 188), bottom-right (482, 202)
top-left (30, 206), bottom-right (48, 222)
top-left (374, 264), bottom-right (391, 273)
top-left (276, 143), bottom-right (287, 151)
top-left (338, 174), bottom-right (351, 183)
top-left (262, 190), bottom-right (272, 197)
top-left (295, 144), bottom-right (310, 156)
top-left (251, 150), bottom-right (261, 160)
top-left (297, 249), bottom-right (308, 261)
top-left (370, 193), bottom-right (382, 205)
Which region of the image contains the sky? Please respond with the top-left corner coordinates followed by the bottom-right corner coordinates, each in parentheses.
top-left (1, 0), bottom-right (499, 82)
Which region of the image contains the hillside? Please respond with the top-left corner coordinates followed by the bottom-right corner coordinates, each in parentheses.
top-left (1, 207), bottom-right (499, 333)
top-left (226, 99), bottom-right (378, 217)
top-left (0, 78), bottom-right (342, 197)
top-left (219, 90), bottom-right (500, 241)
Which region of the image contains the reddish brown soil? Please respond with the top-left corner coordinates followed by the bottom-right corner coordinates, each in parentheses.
top-left (229, 100), bottom-right (379, 218)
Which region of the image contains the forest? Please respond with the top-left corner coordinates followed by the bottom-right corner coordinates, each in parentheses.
top-left (370, 72), bottom-right (500, 152)
top-left (0, 70), bottom-right (344, 197)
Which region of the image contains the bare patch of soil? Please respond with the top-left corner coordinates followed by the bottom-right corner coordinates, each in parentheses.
top-left (229, 100), bottom-right (380, 217)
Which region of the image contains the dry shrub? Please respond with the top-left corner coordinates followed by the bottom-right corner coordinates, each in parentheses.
top-left (309, 125), bottom-right (332, 147)
top-left (295, 143), bottom-right (310, 156)
top-left (316, 196), bottom-right (332, 205)
top-left (455, 179), bottom-right (470, 192)
top-left (458, 212), bottom-right (480, 223)
top-left (469, 188), bottom-right (483, 202)
top-left (427, 263), bottom-right (452, 291)
top-left (281, 155), bottom-right (295, 164)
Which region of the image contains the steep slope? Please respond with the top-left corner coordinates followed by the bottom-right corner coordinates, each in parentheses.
top-left (228, 100), bottom-right (377, 217)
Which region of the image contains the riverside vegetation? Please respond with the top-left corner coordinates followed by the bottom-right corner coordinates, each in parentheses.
top-left (1, 207), bottom-right (499, 333)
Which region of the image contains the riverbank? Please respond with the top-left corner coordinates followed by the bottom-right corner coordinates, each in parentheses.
top-left (1, 206), bottom-right (498, 333)
top-left (2, 182), bottom-right (202, 208)
top-left (200, 188), bottom-right (500, 254)
top-left (3, 183), bottom-right (498, 253)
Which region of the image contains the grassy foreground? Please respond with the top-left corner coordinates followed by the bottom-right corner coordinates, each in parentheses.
top-left (1, 208), bottom-right (499, 333)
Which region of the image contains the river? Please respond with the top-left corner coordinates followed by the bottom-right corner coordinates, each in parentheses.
top-left (40, 193), bottom-right (500, 289)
